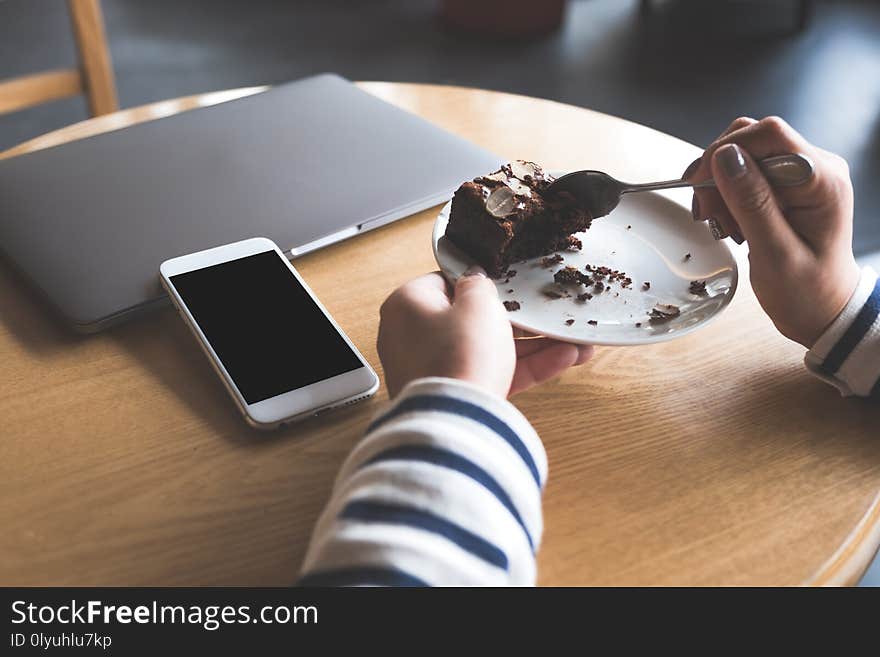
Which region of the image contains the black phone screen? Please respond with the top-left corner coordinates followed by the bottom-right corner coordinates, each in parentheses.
top-left (170, 250), bottom-right (363, 404)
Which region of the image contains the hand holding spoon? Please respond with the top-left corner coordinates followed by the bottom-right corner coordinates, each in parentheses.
top-left (546, 153), bottom-right (814, 218)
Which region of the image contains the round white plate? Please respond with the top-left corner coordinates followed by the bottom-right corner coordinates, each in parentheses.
top-left (432, 184), bottom-right (738, 346)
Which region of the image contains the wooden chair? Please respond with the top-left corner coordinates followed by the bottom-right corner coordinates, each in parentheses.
top-left (0, 0), bottom-right (117, 117)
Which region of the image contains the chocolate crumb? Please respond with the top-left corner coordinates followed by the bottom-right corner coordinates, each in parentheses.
top-left (565, 319), bottom-right (575, 326)
top-left (587, 320), bottom-right (598, 326)
top-left (542, 289), bottom-right (567, 300)
top-left (507, 269), bottom-right (517, 277)
top-left (635, 322), bottom-right (642, 328)
top-left (683, 253), bottom-right (692, 262)
top-left (626, 225), bottom-right (632, 230)
top-left (541, 254), bottom-right (564, 268)
top-left (576, 292), bottom-right (593, 302)
top-left (642, 281), bottom-right (651, 291)
top-left (554, 266), bottom-right (588, 286)
top-left (507, 289), bottom-right (514, 293)
top-left (689, 280), bottom-right (708, 296)
top-left (565, 236), bottom-right (583, 251)
top-left (593, 281), bottom-right (605, 293)
top-left (649, 303), bottom-right (680, 323)
top-left (503, 300), bottom-right (521, 311)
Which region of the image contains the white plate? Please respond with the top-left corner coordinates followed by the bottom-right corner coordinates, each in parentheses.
top-left (432, 183), bottom-right (738, 346)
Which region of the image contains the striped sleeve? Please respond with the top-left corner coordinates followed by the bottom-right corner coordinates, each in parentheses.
top-left (804, 266), bottom-right (880, 397)
top-left (298, 377), bottom-right (547, 587)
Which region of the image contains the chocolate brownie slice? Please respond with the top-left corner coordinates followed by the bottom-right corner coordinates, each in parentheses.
top-left (445, 161), bottom-right (592, 277)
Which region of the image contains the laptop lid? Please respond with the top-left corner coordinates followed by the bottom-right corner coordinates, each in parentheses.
top-left (0, 74), bottom-right (501, 332)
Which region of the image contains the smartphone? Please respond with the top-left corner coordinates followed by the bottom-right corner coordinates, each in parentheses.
top-left (159, 237), bottom-right (379, 429)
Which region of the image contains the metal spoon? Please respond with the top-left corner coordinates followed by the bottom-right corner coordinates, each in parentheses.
top-left (546, 153), bottom-right (814, 218)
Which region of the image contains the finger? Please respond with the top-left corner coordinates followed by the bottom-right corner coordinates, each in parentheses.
top-left (512, 327), bottom-right (542, 339)
top-left (688, 118), bottom-right (759, 228)
top-left (515, 336), bottom-right (565, 357)
top-left (453, 265), bottom-right (500, 314)
top-left (682, 116), bottom-right (758, 183)
top-left (720, 116), bottom-right (758, 138)
top-left (700, 116), bottom-right (831, 212)
top-left (380, 272), bottom-right (451, 320)
top-left (691, 117), bottom-right (809, 190)
top-left (510, 342), bottom-right (591, 395)
top-left (572, 344), bottom-right (594, 366)
top-left (693, 187), bottom-right (744, 242)
top-left (515, 336), bottom-right (594, 361)
top-left (711, 143), bottom-right (800, 256)
top-left (688, 116), bottom-right (811, 228)
top-left (411, 270), bottom-right (453, 297)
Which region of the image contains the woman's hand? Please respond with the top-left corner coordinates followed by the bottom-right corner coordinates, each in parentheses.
top-left (377, 268), bottom-right (593, 398)
top-left (684, 116), bottom-right (861, 348)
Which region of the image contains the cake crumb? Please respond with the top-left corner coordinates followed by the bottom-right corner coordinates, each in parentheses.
top-left (683, 253), bottom-right (692, 262)
top-left (503, 300), bottom-right (520, 312)
top-left (507, 289), bottom-right (514, 294)
top-left (689, 280), bottom-right (708, 296)
top-left (635, 322), bottom-right (642, 328)
top-left (576, 292), bottom-right (593, 302)
top-left (554, 266), bottom-right (588, 286)
top-left (626, 225), bottom-right (632, 230)
top-left (649, 303), bottom-right (680, 323)
top-left (565, 319), bottom-right (575, 326)
top-left (541, 254), bottom-right (564, 268)
top-left (542, 288), bottom-right (568, 300)
top-left (642, 281), bottom-right (651, 291)
top-left (565, 236), bottom-right (583, 251)
top-left (587, 319), bottom-right (598, 326)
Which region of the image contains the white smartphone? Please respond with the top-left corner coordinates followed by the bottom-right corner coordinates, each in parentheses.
top-left (159, 237), bottom-right (379, 429)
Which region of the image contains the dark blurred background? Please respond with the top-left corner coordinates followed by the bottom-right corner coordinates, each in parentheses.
top-left (0, 0), bottom-right (878, 241)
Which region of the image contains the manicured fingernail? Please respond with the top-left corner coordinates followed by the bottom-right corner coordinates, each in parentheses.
top-left (707, 217), bottom-right (726, 240)
top-left (463, 265), bottom-right (487, 278)
top-left (691, 194), bottom-right (701, 221)
top-left (717, 143), bottom-right (747, 180)
top-left (682, 157), bottom-right (702, 180)
top-left (732, 231), bottom-right (745, 245)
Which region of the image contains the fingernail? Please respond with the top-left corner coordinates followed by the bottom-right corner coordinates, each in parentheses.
top-left (707, 217), bottom-right (727, 240)
top-left (682, 157), bottom-right (701, 180)
top-left (732, 231), bottom-right (745, 245)
top-left (691, 194), bottom-right (701, 221)
top-left (717, 144), bottom-right (747, 180)
top-left (463, 265), bottom-right (487, 278)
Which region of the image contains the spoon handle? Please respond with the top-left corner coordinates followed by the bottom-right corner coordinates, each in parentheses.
top-left (623, 153), bottom-right (815, 193)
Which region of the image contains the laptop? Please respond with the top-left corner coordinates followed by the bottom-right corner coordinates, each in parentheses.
top-left (0, 73), bottom-right (501, 332)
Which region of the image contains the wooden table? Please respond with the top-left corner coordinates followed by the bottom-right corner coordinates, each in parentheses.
top-left (2, 83), bottom-right (879, 586)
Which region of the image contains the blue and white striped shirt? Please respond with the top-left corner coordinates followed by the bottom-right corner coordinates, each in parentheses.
top-left (806, 267), bottom-right (880, 397)
top-left (299, 377), bottom-right (546, 586)
top-left (300, 266), bottom-right (879, 586)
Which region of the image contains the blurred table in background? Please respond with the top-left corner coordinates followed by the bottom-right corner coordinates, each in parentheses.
top-left (1, 82), bottom-right (879, 586)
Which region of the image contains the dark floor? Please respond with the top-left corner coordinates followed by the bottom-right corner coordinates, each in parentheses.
top-left (1, 0), bottom-right (879, 253)
top-left (2, 0), bottom-right (880, 585)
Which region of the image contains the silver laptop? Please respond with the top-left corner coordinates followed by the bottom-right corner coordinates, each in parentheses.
top-left (0, 73), bottom-right (501, 332)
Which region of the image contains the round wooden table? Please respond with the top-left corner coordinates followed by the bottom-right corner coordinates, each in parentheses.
top-left (2, 82), bottom-right (879, 586)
